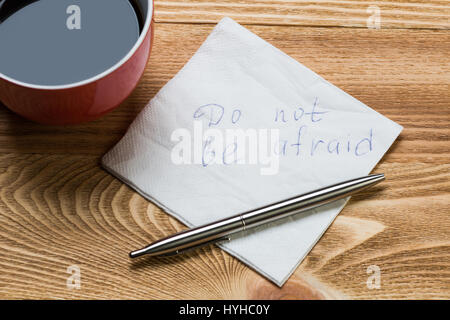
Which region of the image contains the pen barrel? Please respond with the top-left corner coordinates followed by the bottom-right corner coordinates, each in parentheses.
top-left (168, 215), bottom-right (243, 250)
top-left (130, 174), bottom-right (384, 258)
top-left (241, 174), bottom-right (384, 228)
top-left (130, 215), bottom-right (244, 257)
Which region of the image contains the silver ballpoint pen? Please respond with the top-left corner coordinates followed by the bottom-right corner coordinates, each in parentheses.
top-left (129, 173), bottom-right (385, 258)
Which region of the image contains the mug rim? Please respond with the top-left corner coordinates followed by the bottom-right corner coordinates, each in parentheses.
top-left (0, 0), bottom-right (153, 90)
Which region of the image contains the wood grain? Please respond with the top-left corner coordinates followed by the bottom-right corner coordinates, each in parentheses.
top-left (0, 7), bottom-right (449, 299)
top-left (0, 156), bottom-right (448, 299)
top-left (154, 0), bottom-right (450, 29)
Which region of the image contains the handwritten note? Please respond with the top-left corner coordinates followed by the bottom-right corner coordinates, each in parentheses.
top-left (189, 100), bottom-right (374, 168)
top-left (102, 17), bottom-right (402, 286)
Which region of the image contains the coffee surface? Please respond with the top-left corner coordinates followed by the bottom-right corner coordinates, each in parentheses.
top-left (0, 0), bottom-right (140, 86)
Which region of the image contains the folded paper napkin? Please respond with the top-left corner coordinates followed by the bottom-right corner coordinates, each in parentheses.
top-left (102, 17), bottom-right (402, 286)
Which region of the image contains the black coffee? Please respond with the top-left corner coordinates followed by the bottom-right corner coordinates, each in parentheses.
top-left (0, 0), bottom-right (141, 86)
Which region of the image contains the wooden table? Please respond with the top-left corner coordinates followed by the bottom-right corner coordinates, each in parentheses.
top-left (0, 1), bottom-right (449, 299)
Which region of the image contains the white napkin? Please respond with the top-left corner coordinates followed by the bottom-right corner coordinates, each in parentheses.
top-left (102, 17), bottom-right (402, 286)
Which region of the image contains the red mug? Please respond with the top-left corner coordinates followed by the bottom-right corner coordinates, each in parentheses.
top-left (0, 0), bottom-right (154, 125)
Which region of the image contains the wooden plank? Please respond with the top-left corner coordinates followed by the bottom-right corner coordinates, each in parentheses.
top-left (1, 23), bottom-right (448, 163)
top-left (153, 0), bottom-right (450, 29)
top-left (0, 154), bottom-right (448, 299)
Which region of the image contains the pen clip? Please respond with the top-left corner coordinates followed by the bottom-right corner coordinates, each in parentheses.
top-left (159, 236), bottom-right (231, 257)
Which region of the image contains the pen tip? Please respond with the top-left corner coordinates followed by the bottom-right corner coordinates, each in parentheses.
top-left (129, 249), bottom-right (143, 259)
top-left (129, 244), bottom-right (161, 258)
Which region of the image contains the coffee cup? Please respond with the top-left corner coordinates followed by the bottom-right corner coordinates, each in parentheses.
top-left (0, 0), bottom-right (154, 125)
